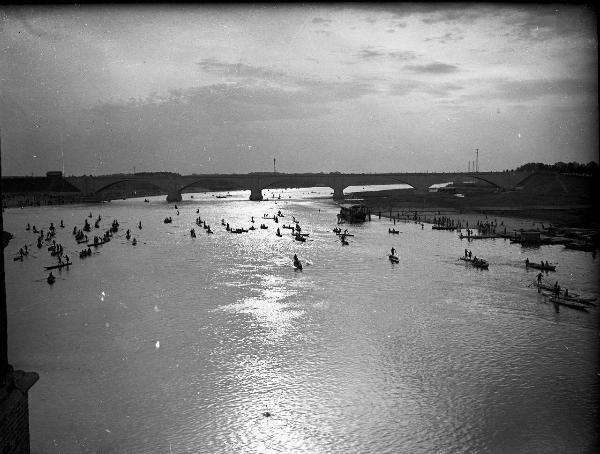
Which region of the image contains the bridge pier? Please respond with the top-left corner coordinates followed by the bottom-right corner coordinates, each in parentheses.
top-left (332, 186), bottom-right (345, 201)
top-left (249, 187), bottom-right (263, 201)
top-left (166, 190), bottom-right (182, 203)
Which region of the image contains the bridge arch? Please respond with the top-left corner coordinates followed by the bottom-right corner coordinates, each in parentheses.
top-left (91, 178), bottom-right (172, 196)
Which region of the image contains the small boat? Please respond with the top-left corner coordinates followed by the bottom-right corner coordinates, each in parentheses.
top-left (564, 241), bottom-right (596, 252)
top-left (47, 274), bottom-right (56, 284)
top-left (260, 224), bottom-right (268, 229)
top-left (459, 256), bottom-right (489, 269)
top-left (164, 217), bottom-right (172, 224)
top-left (336, 232), bottom-right (354, 237)
top-left (540, 289), bottom-right (596, 306)
top-left (249, 226), bottom-right (256, 231)
top-left (13, 256), bottom-right (24, 262)
top-left (432, 225), bottom-right (455, 231)
top-left (332, 227), bottom-right (341, 234)
top-left (144, 199), bottom-right (149, 203)
top-left (294, 235), bottom-right (306, 242)
top-left (388, 229), bottom-right (399, 234)
top-left (341, 239), bottom-right (349, 245)
top-left (44, 262), bottom-right (72, 270)
top-left (549, 296), bottom-right (589, 312)
top-left (458, 233), bottom-right (497, 240)
top-left (132, 238), bottom-right (137, 245)
top-left (525, 261), bottom-right (556, 271)
top-left (293, 259), bottom-right (303, 270)
top-left (76, 238), bottom-right (88, 244)
top-left (388, 254), bottom-right (399, 263)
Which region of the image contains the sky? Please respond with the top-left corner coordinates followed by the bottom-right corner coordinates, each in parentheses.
top-left (0, 3), bottom-right (597, 176)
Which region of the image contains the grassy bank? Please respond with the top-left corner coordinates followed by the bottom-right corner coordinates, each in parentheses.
top-left (349, 189), bottom-right (598, 231)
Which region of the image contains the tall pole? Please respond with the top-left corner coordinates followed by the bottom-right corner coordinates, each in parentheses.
top-left (476, 148), bottom-right (479, 173)
top-left (273, 158), bottom-right (276, 173)
top-left (0, 127), bottom-right (9, 381)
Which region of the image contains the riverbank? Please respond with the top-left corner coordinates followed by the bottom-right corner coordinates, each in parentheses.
top-left (345, 189), bottom-right (599, 247)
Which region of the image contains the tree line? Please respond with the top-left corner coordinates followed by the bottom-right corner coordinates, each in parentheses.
top-left (513, 161), bottom-right (598, 176)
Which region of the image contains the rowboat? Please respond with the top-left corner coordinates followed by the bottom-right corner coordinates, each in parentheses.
top-left (47, 275), bottom-right (56, 284)
top-left (432, 225), bottom-right (455, 231)
top-left (88, 239), bottom-right (109, 247)
top-left (549, 297), bottom-right (589, 312)
top-left (526, 261), bottom-right (556, 271)
top-left (458, 233), bottom-right (497, 239)
top-left (44, 262), bottom-right (72, 270)
top-left (294, 235), bottom-right (306, 242)
top-left (540, 289), bottom-right (596, 306)
top-left (336, 232), bottom-right (354, 237)
top-left (388, 254), bottom-right (399, 263)
top-left (459, 256), bottom-right (489, 269)
top-left (388, 229), bottom-right (399, 234)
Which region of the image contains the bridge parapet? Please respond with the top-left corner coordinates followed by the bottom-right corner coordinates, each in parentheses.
top-left (64, 171), bottom-right (534, 201)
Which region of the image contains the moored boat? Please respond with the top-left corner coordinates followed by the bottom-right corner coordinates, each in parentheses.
top-left (525, 260), bottom-right (556, 271)
top-left (44, 262), bottom-right (72, 270)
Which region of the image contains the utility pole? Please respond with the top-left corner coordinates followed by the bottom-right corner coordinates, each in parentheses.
top-left (273, 158), bottom-right (276, 174)
top-left (475, 148), bottom-right (479, 173)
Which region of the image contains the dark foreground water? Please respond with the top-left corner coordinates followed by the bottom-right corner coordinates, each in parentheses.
top-left (4, 190), bottom-right (599, 453)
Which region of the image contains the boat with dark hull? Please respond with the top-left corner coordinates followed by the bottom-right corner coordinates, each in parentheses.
top-left (337, 205), bottom-right (367, 223)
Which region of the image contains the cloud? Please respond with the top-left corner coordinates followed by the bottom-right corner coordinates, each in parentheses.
top-left (197, 59), bottom-right (288, 82)
top-left (502, 4), bottom-right (597, 42)
top-left (389, 80), bottom-right (464, 98)
top-left (425, 32), bottom-right (464, 44)
top-left (311, 17), bottom-right (332, 25)
top-left (493, 77), bottom-right (598, 101)
top-left (355, 47), bottom-right (419, 61)
top-left (405, 62), bottom-right (460, 74)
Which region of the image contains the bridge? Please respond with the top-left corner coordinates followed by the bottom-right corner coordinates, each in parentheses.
top-left (65, 171), bottom-right (534, 202)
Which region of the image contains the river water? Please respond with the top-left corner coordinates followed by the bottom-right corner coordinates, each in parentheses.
top-left (3, 189), bottom-right (599, 453)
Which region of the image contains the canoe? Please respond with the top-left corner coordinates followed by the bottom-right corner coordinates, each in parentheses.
top-left (44, 262), bottom-right (72, 270)
top-left (388, 254), bottom-right (399, 263)
top-left (526, 261), bottom-right (556, 271)
top-left (549, 297), bottom-right (589, 312)
top-left (540, 290), bottom-right (596, 306)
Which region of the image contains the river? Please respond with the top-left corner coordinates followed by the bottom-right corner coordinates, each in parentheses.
top-left (3, 189), bottom-right (599, 453)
